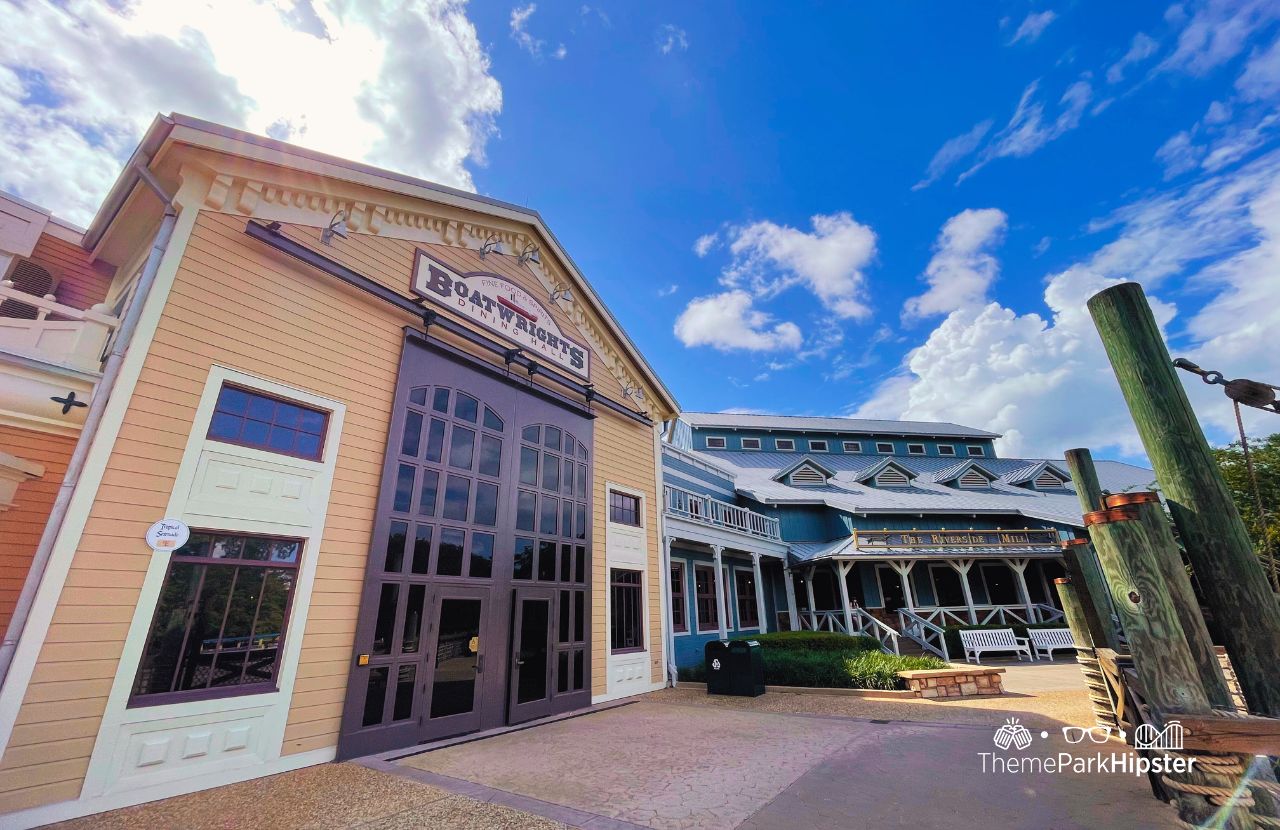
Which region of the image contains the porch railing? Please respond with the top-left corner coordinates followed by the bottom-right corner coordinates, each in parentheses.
top-left (897, 609), bottom-right (950, 661)
top-left (0, 281), bottom-right (118, 372)
top-left (913, 604), bottom-right (1066, 627)
top-left (796, 609), bottom-right (900, 654)
top-left (798, 610), bottom-right (846, 633)
top-left (663, 484), bottom-right (781, 541)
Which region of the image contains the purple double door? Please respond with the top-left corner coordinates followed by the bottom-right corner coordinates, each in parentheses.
top-left (337, 333), bottom-right (593, 759)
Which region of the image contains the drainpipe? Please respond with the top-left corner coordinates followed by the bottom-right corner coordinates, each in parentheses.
top-left (0, 163), bottom-right (178, 688)
top-left (653, 422), bottom-right (676, 686)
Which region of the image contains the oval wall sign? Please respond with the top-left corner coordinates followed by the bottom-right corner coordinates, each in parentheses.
top-left (145, 517), bottom-right (190, 552)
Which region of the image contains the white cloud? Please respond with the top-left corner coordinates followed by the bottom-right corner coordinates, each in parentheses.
top-left (552, 43), bottom-right (568, 60)
top-left (1156, 130), bottom-right (1205, 179)
top-left (1106, 32), bottom-right (1159, 83)
top-left (1008, 11), bottom-right (1057, 45)
top-left (852, 148), bottom-right (1280, 458)
top-left (722, 212), bottom-right (877, 320)
top-left (913, 119), bottom-right (992, 190)
top-left (0, 0), bottom-right (501, 226)
top-left (693, 232), bottom-right (718, 257)
top-left (903, 208), bottom-right (1008, 320)
top-left (1159, 0), bottom-right (1280, 76)
top-left (959, 79), bottom-right (1092, 182)
top-left (657, 24), bottom-right (688, 55)
top-left (510, 4), bottom-right (543, 57)
top-left (673, 290), bottom-right (803, 352)
top-left (657, 283), bottom-right (679, 297)
top-left (1236, 35), bottom-right (1280, 101)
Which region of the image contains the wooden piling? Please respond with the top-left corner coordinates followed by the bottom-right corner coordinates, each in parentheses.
top-left (1061, 538), bottom-right (1122, 651)
top-left (1088, 281), bottom-right (1280, 717)
top-left (1106, 493), bottom-right (1234, 710)
top-left (1064, 448), bottom-right (1125, 650)
top-left (1054, 577), bottom-right (1117, 728)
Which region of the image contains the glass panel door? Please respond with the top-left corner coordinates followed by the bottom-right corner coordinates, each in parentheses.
top-left (508, 587), bottom-right (555, 723)
top-left (423, 587), bottom-right (488, 738)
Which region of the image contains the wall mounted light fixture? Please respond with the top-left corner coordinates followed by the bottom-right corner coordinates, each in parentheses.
top-left (321, 210), bottom-right (348, 246)
top-left (518, 243), bottom-right (540, 265)
top-left (479, 234), bottom-right (502, 259)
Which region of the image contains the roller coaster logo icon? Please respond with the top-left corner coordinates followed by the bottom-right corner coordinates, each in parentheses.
top-left (1133, 721), bottom-right (1184, 751)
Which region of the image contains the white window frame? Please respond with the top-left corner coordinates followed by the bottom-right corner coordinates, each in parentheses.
top-left (740, 437), bottom-right (761, 450)
top-left (907, 443), bottom-right (926, 455)
top-left (775, 438), bottom-right (796, 451)
top-left (729, 564), bottom-right (762, 632)
top-left (808, 440), bottom-right (829, 452)
top-left (937, 444), bottom-right (956, 456)
top-left (670, 558), bottom-right (691, 637)
top-left (876, 442), bottom-right (894, 454)
top-left (842, 441), bottom-right (862, 453)
top-left (967, 445), bottom-right (986, 457)
top-left (705, 436), bottom-right (727, 449)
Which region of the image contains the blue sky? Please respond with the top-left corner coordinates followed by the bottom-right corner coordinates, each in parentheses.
top-left (3, 1), bottom-right (1278, 462)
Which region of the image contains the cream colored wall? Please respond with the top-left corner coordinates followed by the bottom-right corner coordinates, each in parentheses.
top-left (0, 192), bottom-right (667, 812)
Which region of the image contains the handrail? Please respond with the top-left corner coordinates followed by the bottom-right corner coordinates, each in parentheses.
top-left (663, 484), bottom-right (781, 541)
top-left (897, 609), bottom-right (950, 661)
top-left (1032, 603), bottom-right (1065, 623)
top-left (798, 610), bottom-right (846, 633)
top-left (850, 608), bottom-right (900, 654)
top-left (0, 281), bottom-right (118, 326)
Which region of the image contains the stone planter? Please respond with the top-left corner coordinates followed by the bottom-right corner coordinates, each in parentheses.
top-left (897, 665), bottom-right (1005, 698)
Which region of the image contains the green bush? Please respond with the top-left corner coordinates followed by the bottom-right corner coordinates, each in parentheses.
top-left (845, 651), bottom-right (949, 690)
top-left (941, 623), bottom-right (1062, 657)
top-left (730, 630), bottom-right (881, 654)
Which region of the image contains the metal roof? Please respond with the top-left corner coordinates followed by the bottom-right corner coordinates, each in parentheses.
top-left (678, 412), bottom-right (1001, 438)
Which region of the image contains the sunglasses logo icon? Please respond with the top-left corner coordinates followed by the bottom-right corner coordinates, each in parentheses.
top-left (1062, 726), bottom-right (1114, 744)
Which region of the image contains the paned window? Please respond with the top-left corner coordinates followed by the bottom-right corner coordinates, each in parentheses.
top-left (734, 570), bottom-right (760, 628)
top-left (207, 385), bottom-right (328, 460)
top-left (670, 562), bottom-right (687, 632)
top-left (610, 569), bottom-right (644, 652)
top-left (695, 565), bottom-right (719, 632)
top-left (967, 445), bottom-right (986, 457)
top-left (609, 490), bottom-right (641, 527)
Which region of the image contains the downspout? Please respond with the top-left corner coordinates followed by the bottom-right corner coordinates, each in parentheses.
top-left (0, 163), bottom-right (178, 687)
top-left (654, 421), bottom-right (676, 686)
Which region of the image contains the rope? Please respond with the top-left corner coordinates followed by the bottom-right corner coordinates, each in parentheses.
top-left (1234, 399), bottom-right (1279, 591)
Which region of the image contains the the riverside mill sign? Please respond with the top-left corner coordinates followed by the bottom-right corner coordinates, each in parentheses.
top-left (412, 249), bottom-right (590, 380)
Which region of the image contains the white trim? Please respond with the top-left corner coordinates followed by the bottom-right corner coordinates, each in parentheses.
top-left (692, 561), bottom-right (720, 633)
top-left (842, 441), bottom-right (862, 453)
top-left (937, 444), bottom-right (956, 456)
top-left (670, 558), bottom-right (691, 637)
top-left (875, 442), bottom-right (894, 454)
top-left (774, 438), bottom-right (795, 451)
top-left (807, 440), bottom-right (828, 453)
top-left (740, 437), bottom-right (761, 451)
top-left (966, 445), bottom-right (987, 457)
top-left (2, 746), bottom-right (336, 830)
top-left (80, 365), bottom-right (346, 799)
top-left (704, 436), bottom-right (727, 449)
top-left (0, 178), bottom-right (203, 762)
top-left (729, 564), bottom-right (763, 632)
top-left (906, 443), bottom-right (926, 456)
top-left (603, 480), bottom-right (651, 698)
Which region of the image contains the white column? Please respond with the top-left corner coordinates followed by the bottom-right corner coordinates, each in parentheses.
top-left (711, 545), bottom-right (728, 640)
top-left (1009, 558), bottom-right (1036, 621)
top-left (835, 560), bottom-right (854, 635)
top-left (949, 558), bottom-right (978, 624)
top-left (751, 552), bottom-right (768, 632)
top-left (804, 566), bottom-right (818, 630)
top-left (890, 560), bottom-right (916, 614)
top-left (783, 565), bottom-right (800, 632)
top-left (661, 535), bottom-right (675, 683)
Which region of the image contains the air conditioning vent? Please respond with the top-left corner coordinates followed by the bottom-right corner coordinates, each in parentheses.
top-left (0, 259), bottom-right (57, 320)
top-left (789, 465), bottom-right (826, 486)
top-left (874, 468), bottom-right (910, 487)
top-left (958, 469), bottom-right (989, 488)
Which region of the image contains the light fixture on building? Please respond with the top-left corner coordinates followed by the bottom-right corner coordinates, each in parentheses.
top-left (518, 243), bottom-right (540, 265)
top-left (622, 382), bottom-right (645, 404)
top-left (479, 234), bottom-right (502, 259)
top-left (549, 285), bottom-right (573, 304)
top-left (321, 210), bottom-right (348, 246)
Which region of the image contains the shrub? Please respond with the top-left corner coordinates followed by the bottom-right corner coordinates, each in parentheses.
top-left (844, 651), bottom-right (948, 690)
top-left (729, 630), bottom-right (880, 654)
top-left (942, 623), bottom-right (1062, 657)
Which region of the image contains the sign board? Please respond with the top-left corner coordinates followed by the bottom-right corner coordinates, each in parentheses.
top-left (145, 518), bottom-right (190, 552)
top-left (411, 249), bottom-right (590, 380)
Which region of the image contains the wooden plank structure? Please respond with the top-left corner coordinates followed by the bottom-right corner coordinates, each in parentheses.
top-left (1052, 577), bottom-right (1118, 729)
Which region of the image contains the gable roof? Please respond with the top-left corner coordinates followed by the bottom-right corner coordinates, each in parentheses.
top-left (853, 458), bottom-right (917, 485)
top-left (678, 412), bottom-right (1000, 439)
top-left (933, 459), bottom-right (999, 485)
top-left (86, 112), bottom-right (679, 417)
top-left (771, 455), bottom-right (837, 484)
top-left (1004, 460), bottom-right (1071, 487)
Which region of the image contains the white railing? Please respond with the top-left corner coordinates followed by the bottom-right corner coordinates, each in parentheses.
top-left (0, 281), bottom-right (118, 372)
top-left (913, 604), bottom-right (1066, 627)
top-left (851, 608), bottom-right (900, 655)
top-left (897, 609), bottom-right (950, 661)
top-left (799, 610), bottom-right (846, 633)
top-left (663, 484), bottom-right (782, 541)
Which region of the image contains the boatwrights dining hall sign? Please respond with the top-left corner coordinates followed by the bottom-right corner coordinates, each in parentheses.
top-left (411, 249), bottom-right (590, 380)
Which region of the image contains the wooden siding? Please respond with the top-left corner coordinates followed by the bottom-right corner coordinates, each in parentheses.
top-left (0, 428), bottom-right (76, 634)
top-left (0, 208), bottom-right (663, 810)
top-left (28, 233), bottom-right (114, 312)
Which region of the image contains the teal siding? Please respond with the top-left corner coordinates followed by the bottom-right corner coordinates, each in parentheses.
top-left (692, 428), bottom-right (997, 459)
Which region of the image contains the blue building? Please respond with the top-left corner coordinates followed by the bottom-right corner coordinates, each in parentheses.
top-left (659, 412), bottom-right (1153, 669)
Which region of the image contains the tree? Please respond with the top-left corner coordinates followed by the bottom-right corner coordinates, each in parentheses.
top-left (1211, 432), bottom-right (1280, 592)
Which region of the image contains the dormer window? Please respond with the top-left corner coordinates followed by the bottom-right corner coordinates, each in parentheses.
top-left (874, 467), bottom-right (910, 487)
top-left (843, 441), bottom-right (862, 453)
top-left (1034, 469), bottom-right (1065, 488)
top-left (809, 440), bottom-right (828, 452)
top-left (957, 469), bottom-right (990, 488)
top-left (938, 444), bottom-right (956, 456)
top-left (741, 437), bottom-right (761, 450)
top-left (907, 443), bottom-right (925, 455)
top-left (776, 438), bottom-right (795, 451)
top-left (966, 445), bottom-right (986, 457)
top-left (789, 465), bottom-right (827, 486)
top-left (876, 442), bottom-right (894, 454)
top-left (705, 437), bottom-right (726, 449)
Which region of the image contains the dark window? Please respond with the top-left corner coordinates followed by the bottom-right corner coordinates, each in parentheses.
top-left (740, 437), bottom-right (761, 450)
top-left (876, 442), bottom-right (894, 453)
top-left (808, 440), bottom-right (828, 452)
top-left (735, 570), bottom-right (760, 628)
top-left (131, 531), bottom-right (300, 704)
top-left (610, 569), bottom-right (643, 652)
top-left (670, 561), bottom-right (687, 633)
top-left (207, 385), bottom-right (327, 461)
top-left (938, 444), bottom-right (956, 456)
top-left (907, 443), bottom-right (926, 455)
top-left (842, 441), bottom-right (862, 453)
top-left (967, 445), bottom-right (986, 457)
top-left (609, 490), bottom-right (641, 526)
top-left (705, 436), bottom-right (726, 449)
top-left (695, 565), bottom-right (719, 632)
top-left (775, 438), bottom-right (795, 451)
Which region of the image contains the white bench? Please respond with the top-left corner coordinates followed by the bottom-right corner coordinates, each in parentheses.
top-left (959, 628), bottom-right (1033, 663)
top-left (1028, 627), bottom-right (1075, 660)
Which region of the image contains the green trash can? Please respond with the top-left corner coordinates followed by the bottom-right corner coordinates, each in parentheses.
top-left (705, 639), bottom-right (765, 697)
